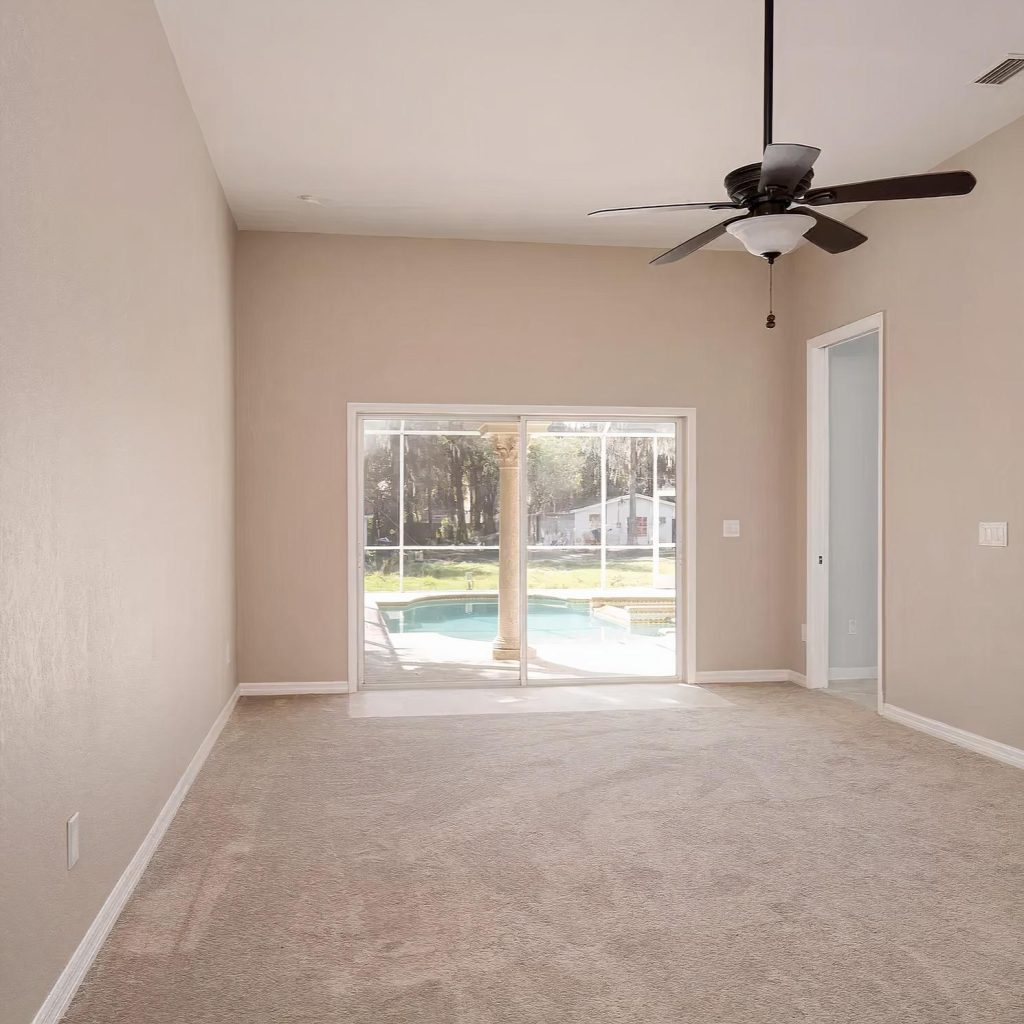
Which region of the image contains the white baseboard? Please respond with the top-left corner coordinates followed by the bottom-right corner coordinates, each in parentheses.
top-left (32, 685), bottom-right (240, 1024)
top-left (788, 670), bottom-right (809, 687)
top-left (696, 669), bottom-right (801, 684)
top-left (238, 681), bottom-right (350, 696)
top-left (829, 666), bottom-right (878, 681)
top-left (881, 703), bottom-right (1024, 770)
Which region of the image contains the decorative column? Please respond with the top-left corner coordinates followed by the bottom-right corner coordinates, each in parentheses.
top-left (490, 432), bottom-right (521, 661)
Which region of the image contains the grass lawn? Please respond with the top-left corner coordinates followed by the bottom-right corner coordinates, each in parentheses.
top-left (365, 552), bottom-right (675, 592)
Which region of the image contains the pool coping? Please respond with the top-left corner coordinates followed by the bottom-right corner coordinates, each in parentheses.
top-left (371, 590), bottom-right (677, 631)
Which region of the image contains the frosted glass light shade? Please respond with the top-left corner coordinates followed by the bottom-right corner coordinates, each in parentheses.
top-left (726, 213), bottom-right (815, 257)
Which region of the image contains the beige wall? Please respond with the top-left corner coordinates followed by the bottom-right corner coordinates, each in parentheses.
top-left (6, 5), bottom-right (1019, 1012)
top-left (235, 233), bottom-right (799, 683)
top-left (0, 3), bottom-right (236, 1021)
top-left (790, 116), bottom-right (1024, 747)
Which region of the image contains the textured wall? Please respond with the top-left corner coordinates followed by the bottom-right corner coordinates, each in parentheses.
top-left (0, 2), bottom-right (236, 1021)
top-left (234, 232), bottom-right (800, 683)
top-left (790, 115), bottom-right (1024, 747)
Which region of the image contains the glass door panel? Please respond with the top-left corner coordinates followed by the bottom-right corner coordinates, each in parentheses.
top-left (360, 416), bottom-right (519, 686)
top-left (524, 418), bottom-right (680, 681)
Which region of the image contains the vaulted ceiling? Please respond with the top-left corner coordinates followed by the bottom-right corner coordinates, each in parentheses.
top-left (156, 0), bottom-right (1024, 248)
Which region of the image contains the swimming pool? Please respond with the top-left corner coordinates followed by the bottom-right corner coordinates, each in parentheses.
top-left (380, 597), bottom-right (664, 642)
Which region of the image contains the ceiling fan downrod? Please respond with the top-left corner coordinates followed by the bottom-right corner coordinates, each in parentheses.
top-left (763, 0), bottom-right (774, 151)
top-left (764, 0), bottom-right (777, 330)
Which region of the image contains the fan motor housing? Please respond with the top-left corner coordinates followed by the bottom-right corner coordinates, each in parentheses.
top-left (725, 162), bottom-right (813, 206)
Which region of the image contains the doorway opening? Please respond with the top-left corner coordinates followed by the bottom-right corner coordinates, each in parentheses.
top-left (806, 315), bottom-right (884, 708)
top-left (349, 406), bottom-right (696, 690)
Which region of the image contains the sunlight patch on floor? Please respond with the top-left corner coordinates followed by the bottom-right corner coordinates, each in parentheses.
top-left (345, 683), bottom-right (733, 718)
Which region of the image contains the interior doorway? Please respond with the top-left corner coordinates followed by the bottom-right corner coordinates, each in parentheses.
top-left (806, 315), bottom-right (884, 707)
top-left (349, 406), bottom-right (696, 690)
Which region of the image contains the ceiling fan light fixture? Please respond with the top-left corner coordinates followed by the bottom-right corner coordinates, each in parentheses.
top-left (726, 213), bottom-right (815, 257)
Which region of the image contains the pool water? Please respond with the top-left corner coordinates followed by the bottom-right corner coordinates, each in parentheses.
top-left (380, 597), bottom-right (664, 642)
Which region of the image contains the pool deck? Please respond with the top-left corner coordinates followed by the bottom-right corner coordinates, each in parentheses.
top-left (362, 589), bottom-right (678, 686)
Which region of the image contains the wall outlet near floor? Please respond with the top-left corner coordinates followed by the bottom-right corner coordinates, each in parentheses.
top-left (979, 522), bottom-right (1008, 546)
top-left (722, 519), bottom-right (740, 538)
top-left (67, 812), bottom-right (80, 870)
top-left (848, 619), bottom-right (857, 635)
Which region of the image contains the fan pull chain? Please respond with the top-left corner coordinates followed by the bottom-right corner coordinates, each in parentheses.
top-left (766, 259), bottom-right (776, 329)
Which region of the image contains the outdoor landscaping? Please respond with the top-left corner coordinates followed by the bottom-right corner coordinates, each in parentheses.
top-left (364, 550), bottom-right (676, 592)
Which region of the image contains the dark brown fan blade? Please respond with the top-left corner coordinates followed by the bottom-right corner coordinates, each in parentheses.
top-left (792, 206), bottom-right (868, 254)
top-left (588, 201), bottom-right (740, 218)
top-left (650, 217), bottom-right (741, 265)
top-left (759, 143), bottom-right (821, 193)
top-left (800, 170), bottom-right (976, 207)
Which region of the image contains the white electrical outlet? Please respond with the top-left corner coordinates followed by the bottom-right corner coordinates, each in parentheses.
top-left (722, 520), bottom-right (740, 538)
top-left (848, 619), bottom-right (857, 635)
top-left (67, 812), bottom-right (80, 870)
top-left (979, 522), bottom-right (1008, 547)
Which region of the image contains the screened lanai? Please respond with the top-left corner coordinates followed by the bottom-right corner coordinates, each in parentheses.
top-left (357, 412), bottom-right (686, 687)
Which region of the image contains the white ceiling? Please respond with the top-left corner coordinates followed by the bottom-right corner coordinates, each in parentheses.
top-left (156, 0), bottom-right (1024, 249)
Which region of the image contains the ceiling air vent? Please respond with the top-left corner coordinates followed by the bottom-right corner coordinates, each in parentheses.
top-left (974, 55), bottom-right (1024, 85)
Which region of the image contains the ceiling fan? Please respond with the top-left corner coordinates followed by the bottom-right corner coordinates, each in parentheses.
top-left (588, 0), bottom-right (977, 323)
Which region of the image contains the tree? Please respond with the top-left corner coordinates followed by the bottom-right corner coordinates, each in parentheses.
top-left (363, 433), bottom-right (400, 544)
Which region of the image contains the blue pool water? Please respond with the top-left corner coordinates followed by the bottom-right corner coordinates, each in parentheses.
top-left (381, 597), bottom-right (660, 642)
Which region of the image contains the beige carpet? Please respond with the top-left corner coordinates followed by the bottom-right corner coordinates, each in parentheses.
top-left (63, 685), bottom-right (1024, 1023)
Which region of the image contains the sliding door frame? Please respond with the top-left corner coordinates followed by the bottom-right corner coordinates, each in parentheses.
top-left (347, 404), bottom-right (697, 692)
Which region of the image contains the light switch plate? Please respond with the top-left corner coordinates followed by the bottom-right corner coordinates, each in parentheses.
top-left (67, 812), bottom-right (80, 870)
top-left (979, 522), bottom-right (1008, 547)
top-left (722, 520), bottom-right (740, 538)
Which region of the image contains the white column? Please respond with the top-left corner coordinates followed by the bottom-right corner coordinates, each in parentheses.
top-left (652, 434), bottom-right (660, 588)
top-left (490, 432), bottom-right (521, 661)
top-left (599, 432), bottom-right (607, 590)
top-left (398, 422), bottom-right (405, 592)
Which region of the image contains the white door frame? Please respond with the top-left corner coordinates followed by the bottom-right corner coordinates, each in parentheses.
top-left (806, 313), bottom-right (884, 708)
top-left (347, 403), bottom-right (698, 692)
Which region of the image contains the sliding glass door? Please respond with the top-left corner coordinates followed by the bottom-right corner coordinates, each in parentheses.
top-left (523, 418), bottom-right (679, 681)
top-left (356, 410), bottom-right (685, 688)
